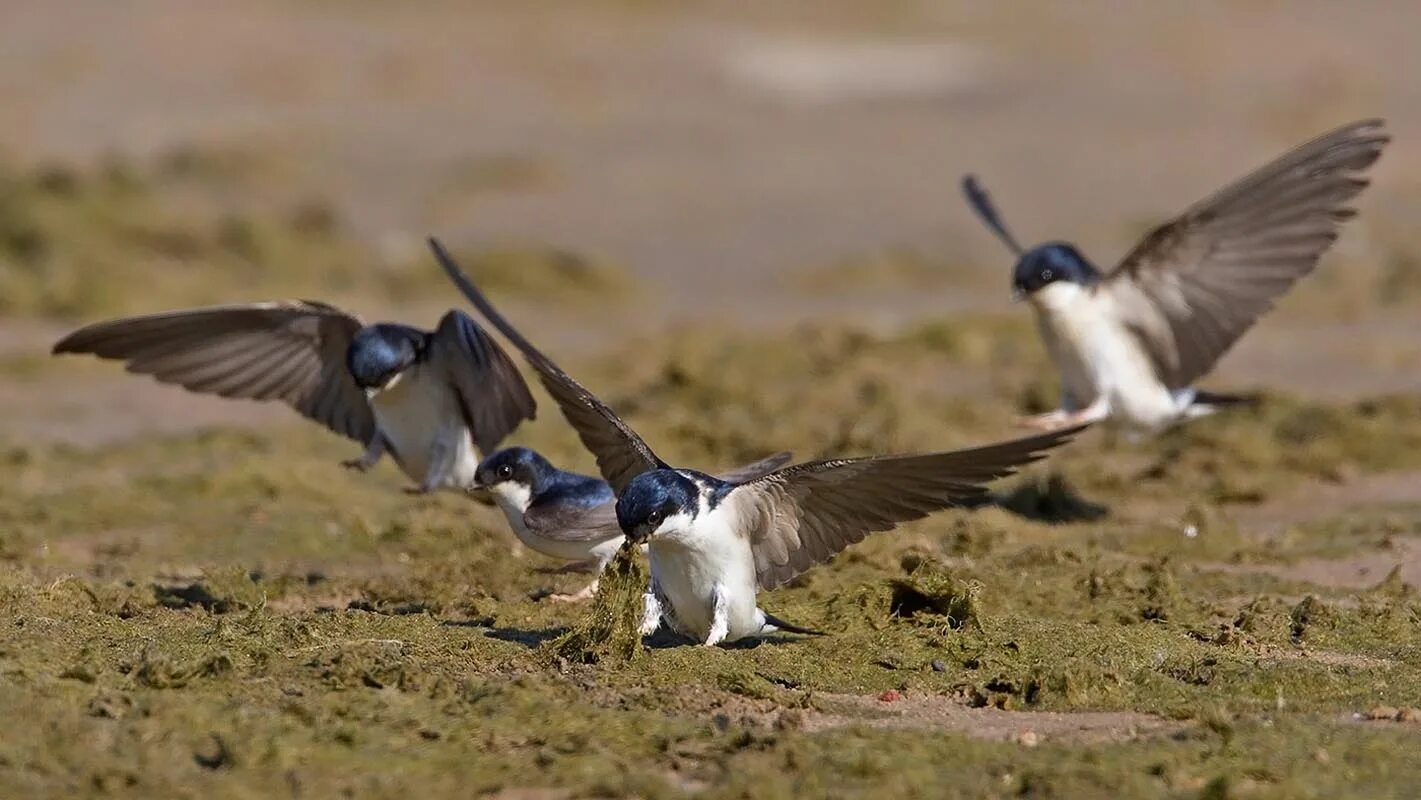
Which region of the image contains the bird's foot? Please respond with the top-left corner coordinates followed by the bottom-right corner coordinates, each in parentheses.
top-left (546, 580), bottom-right (598, 603)
top-left (341, 458), bottom-right (372, 472)
top-left (403, 485), bottom-right (431, 496)
top-left (1015, 410), bottom-right (1073, 431)
top-left (1017, 407), bottom-right (1104, 431)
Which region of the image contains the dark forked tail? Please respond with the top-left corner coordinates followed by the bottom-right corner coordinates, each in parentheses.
top-left (762, 612), bottom-right (826, 637)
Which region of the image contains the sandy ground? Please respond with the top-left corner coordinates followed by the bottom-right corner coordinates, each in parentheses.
top-left (1, 6), bottom-right (1419, 795)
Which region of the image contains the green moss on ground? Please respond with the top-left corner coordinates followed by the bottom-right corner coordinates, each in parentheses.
top-left (0, 153), bottom-right (633, 318)
top-left (5, 168), bottom-right (1421, 796)
top-left (4, 312), bottom-right (1421, 796)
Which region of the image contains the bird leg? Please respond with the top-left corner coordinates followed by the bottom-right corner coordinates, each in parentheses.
top-left (342, 436), bottom-right (386, 472)
top-left (407, 431), bottom-right (457, 494)
top-left (638, 583), bottom-right (664, 636)
top-left (703, 584), bottom-right (730, 647)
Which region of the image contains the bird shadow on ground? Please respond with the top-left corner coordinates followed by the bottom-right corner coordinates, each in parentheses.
top-left (644, 629), bottom-right (818, 650)
top-left (479, 625), bottom-right (812, 650)
top-left (483, 626), bottom-right (569, 648)
top-left (963, 473), bottom-right (1110, 523)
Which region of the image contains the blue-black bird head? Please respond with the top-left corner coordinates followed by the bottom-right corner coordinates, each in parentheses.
top-left (1011, 242), bottom-right (1101, 298)
top-left (346, 324), bottom-right (426, 390)
top-left (960, 176), bottom-right (1102, 300)
top-left (473, 447), bottom-right (557, 493)
top-left (616, 470), bottom-right (702, 543)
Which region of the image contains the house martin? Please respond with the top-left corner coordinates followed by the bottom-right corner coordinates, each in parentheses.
top-left (53, 302), bottom-right (536, 493)
top-left (962, 119), bottom-right (1388, 431)
top-left (472, 446), bottom-right (792, 602)
top-left (431, 237), bottom-right (1083, 645)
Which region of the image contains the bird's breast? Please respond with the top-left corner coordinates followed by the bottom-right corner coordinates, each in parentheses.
top-left (369, 367), bottom-right (478, 487)
top-left (1030, 283), bottom-right (1106, 404)
top-left (650, 506), bottom-right (761, 641)
top-left (1031, 285), bottom-right (1178, 425)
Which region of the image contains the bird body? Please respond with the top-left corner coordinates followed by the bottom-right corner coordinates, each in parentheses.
top-left (476, 447), bottom-right (792, 603)
top-left (1029, 281), bottom-right (1190, 429)
top-left (963, 119), bottom-right (1389, 431)
top-left (486, 465), bottom-right (621, 564)
top-left (52, 303), bottom-right (536, 493)
top-left (367, 358), bottom-right (483, 489)
top-left (625, 470), bottom-right (761, 642)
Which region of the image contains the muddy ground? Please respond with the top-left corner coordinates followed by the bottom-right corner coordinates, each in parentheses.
top-left (2, 3), bottom-right (1420, 798)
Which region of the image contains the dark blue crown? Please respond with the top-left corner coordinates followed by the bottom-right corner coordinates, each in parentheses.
top-left (1012, 242), bottom-right (1101, 295)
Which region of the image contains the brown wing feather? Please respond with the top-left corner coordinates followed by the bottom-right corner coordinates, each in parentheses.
top-left (714, 451), bottom-right (793, 483)
top-left (733, 426), bottom-right (1084, 590)
top-left (429, 237), bottom-right (664, 492)
top-left (523, 501), bottom-right (625, 545)
top-left (428, 309), bottom-right (537, 454)
top-left (52, 301), bottom-right (376, 442)
top-left (1104, 119), bottom-right (1388, 388)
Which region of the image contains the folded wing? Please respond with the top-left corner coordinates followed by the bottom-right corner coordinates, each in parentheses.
top-left (428, 309), bottom-right (537, 453)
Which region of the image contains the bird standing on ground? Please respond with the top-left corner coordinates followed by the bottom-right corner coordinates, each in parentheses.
top-left (53, 302), bottom-right (536, 493)
top-left (472, 447), bottom-right (792, 602)
top-left (962, 119), bottom-right (1388, 431)
top-left (431, 238), bottom-right (1083, 646)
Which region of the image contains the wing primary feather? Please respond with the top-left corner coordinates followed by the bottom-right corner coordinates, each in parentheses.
top-left (427, 236), bottom-right (665, 492)
top-left (52, 303), bottom-right (376, 443)
top-left (739, 425), bottom-right (1085, 589)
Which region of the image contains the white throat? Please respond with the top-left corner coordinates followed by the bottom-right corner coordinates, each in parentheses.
top-left (1027, 281), bottom-right (1088, 316)
top-left (489, 482), bottom-right (534, 518)
top-left (649, 509), bottom-right (697, 542)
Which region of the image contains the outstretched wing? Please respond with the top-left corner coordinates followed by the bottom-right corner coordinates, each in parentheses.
top-left (1102, 119), bottom-right (1388, 389)
top-left (427, 309), bottom-right (537, 454)
top-left (730, 426), bottom-right (1084, 589)
top-left (429, 237), bottom-right (665, 492)
top-left (715, 451), bottom-right (794, 483)
top-left (53, 301), bottom-right (376, 442)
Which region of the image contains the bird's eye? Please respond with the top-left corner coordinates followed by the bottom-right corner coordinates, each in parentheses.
top-left (646, 510), bottom-right (662, 526)
top-left (497, 465), bottom-right (513, 479)
top-left (1041, 268), bottom-right (1054, 281)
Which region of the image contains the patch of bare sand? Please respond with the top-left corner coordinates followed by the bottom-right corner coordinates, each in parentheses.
top-left (799, 692), bottom-right (1180, 745)
top-left (1249, 644), bottom-right (1396, 671)
top-left (1186, 471), bottom-right (1421, 590)
top-left (1201, 538), bottom-right (1421, 592)
top-left (1233, 471), bottom-right (1421, 536)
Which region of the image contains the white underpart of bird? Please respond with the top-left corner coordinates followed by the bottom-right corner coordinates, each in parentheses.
top-left (1028, 282), bottom-right (1189, 431)
top-left (368, 362), bottom-right (482, 491)
top-left (639, 481), bottom-right (764, 644)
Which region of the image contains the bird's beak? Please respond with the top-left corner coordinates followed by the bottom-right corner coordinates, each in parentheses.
top-left (624, 528), bottom-right (649, 544)
top-left (465, 482), bottom-right (495, 507)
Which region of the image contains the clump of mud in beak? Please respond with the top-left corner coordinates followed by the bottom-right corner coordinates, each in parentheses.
top-left (543, 540), bottom-right (649, 665)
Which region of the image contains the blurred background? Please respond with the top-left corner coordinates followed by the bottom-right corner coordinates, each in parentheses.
top-left (3, 0), bottom-right (1419, 446)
